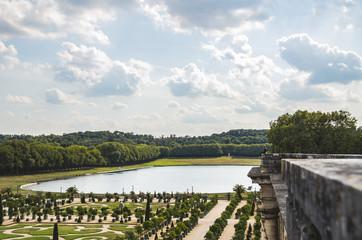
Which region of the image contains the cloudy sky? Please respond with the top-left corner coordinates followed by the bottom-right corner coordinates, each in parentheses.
top-left (1, 0), bottom-right (362, 136)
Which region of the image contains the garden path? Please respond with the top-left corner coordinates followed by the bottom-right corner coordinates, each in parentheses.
top-left (184, 200), bottom-right (229, 240)
top-left (219, 200), bottom-right (247, 240)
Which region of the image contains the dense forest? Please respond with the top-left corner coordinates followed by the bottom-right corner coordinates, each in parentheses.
top-left (0, 129), bottom-right (268, 147)
top-left (0, 129), bottom-right (269, 175)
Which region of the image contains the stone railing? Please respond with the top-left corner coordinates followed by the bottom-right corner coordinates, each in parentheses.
top-left (248, 153), bottom-right (362, 240)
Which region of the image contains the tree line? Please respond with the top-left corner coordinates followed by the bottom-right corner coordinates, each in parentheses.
top-left (0, 141), bottom-right (160, 175)
top-left (170, 144), bottom-right (270, 157)
top-left (0, 140), bottom-right (268, 175)
top-left (268, 110), bottom-right (362, 154)
top-left (0, 129), bottom-right (268, 147)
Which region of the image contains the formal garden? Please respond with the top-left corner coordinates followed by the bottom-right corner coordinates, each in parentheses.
top-left (0, 183), bottom-right (261, 239)
top-left (0, 186), bottom-right (234, 239)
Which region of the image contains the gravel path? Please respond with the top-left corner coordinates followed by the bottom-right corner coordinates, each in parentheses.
top-left (219, 200), bottom-right (247, 240)
top-left (184, 200), bottom-right (229, 240)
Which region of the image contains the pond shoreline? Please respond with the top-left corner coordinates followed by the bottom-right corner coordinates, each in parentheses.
top-left (12, 156), bottom-right (260, 194)
top-left (20, 166), bottom-right (155, 192)
top-left (24, 165), bottom-right (259, 194)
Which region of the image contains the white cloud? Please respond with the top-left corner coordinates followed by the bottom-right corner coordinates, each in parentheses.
top-left (55, 42), bottom-right (152, 96)
top-left (180, 104), bottom-right (223, 124)
top-left (202, 36), bottom-right (284, 113)
top-left (165, 63), bottom-right (239, 98)
top-left (5, 111), bottom-right (15, 117)
top-left (55, 42), bottom-right (113, 86)
top-left (44, 88), bottom-right (79, 104)
top-left (277, 33), bottom-right (362, 84)
top-left (165, 102), bottom-right (224, 124)
top-left (202, 35), bottom-right (252, 61)
top-left (234, 105), bottom-right (252, 113)
top-left (6, 94), bottom-right (33, 104)
top-left (112, 102), bottom-right (128, 110)
top-left (278, 78), bottom-right (328, 101)
top-left (88, 59), bottom-right (152, 96)
top-left (138, 0), bottom-right (270, 36)
top-left (129, 114), bottom-right (161, 121)
top-left (166, 101), bottom-right (181, 109)
top-left (345, 24), bottom-right (354, 31)
top-left (318, 83), bottom-right (362, 102)
top-left (0, 41), bottom-right (19, 69)
top-left (203, 35), bottom-right (279, 94)
top-left (69, 111), bottom-right (119, 130)
top-left (183, 113), bottom-right (221, 124)
top-left (0, 0), bottom-right (135, 44)
top-left (88, 102), bottom-right (99, 108)
top-left (234, 99), bottom-right (268, 114)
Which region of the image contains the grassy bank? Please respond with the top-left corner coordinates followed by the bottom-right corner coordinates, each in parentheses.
top-left (122, 156), bottom-right (261, 169)
top-left (0, 156), bottom-right (260, 194)
top-left (0, 167), bottom-right (119, 194)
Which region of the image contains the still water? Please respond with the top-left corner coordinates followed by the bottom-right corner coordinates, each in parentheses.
top-left (26, 165), bottom-right (258, 194)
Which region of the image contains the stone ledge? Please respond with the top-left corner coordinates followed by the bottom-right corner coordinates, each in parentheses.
top-left (283, 158), bottom-right (362, 240)
top-left (284, 158), bottom-right (362, 191)
top-left (270, 173), bottom-right (287, 227)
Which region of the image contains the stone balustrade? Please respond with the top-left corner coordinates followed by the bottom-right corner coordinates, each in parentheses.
top-left (248, 153), bottom-right (362, 240)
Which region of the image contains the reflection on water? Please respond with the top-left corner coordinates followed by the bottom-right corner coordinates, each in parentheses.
top-left (26, 165), bottom-right (259, 194)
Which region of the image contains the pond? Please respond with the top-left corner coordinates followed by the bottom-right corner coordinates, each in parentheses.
top-left (25, 165), bottom-right (259, 194)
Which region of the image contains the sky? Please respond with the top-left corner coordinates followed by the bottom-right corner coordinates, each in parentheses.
top-left (1, 0), bottom-right (362, 137)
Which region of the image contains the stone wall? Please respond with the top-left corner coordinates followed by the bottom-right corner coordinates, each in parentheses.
top-left (283, 158), bottom-right (362, 240)
top-left (249, 153), bottom-right (362, 240)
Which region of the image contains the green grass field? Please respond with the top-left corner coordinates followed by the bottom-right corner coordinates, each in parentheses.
top-left (0, 156), bottom-right (260, 193)
top-left (123, 156), bottom-right (260, 169)
top-left (0, 224), bottom-right (127, 240)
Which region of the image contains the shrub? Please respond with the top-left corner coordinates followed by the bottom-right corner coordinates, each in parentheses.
top-left (142, 220), bottom-right (154, 230)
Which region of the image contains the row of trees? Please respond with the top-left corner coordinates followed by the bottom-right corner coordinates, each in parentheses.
top-left (204, 196), bottom-right (241, 239)
top-left (0, 141), bottom-right (160, 175)
top-left (232, 193), bottom-right (255, 240)
top-left (268, 110), bottom-right (362, 154)
top-left (0, 141), bottom-right (106, 175)
top-left (0, 129), bottom-right (268, 147)
top-left (0, 140), bottom-right (267, 175)
top-left (168, 144), bottom-right (270, 157)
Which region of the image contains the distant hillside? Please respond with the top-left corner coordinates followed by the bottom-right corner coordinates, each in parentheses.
top-left (0, 129), bottom-right (268, 147)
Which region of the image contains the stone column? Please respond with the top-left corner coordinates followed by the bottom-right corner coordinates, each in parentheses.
top-left (248, 154), bottom-right (283, 240)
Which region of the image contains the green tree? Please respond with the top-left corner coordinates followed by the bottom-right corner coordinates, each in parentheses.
top-left (142, 220), bottom-right (153, 230)
top-left (233, 184), bottom-right (246, 199)
top-left (0, 194), bottom-right (3, 225)
top-left (205, 230), bottom-right (216, 240)
top-left (268, 110), bottom-right (358, 153)
top-left (53, 223), bottom-right (59, 240)
top-left (124, 231), bottom-right (137, 240)
top-left (145, 193), bottom-right (151, 221)
top-left (2, 187), bottom-right (12, 195)
top-left (134, 225), bottom-right (143, 235)
top-left (0, 145), bottom-right (15, 175)
top-left (246, 224), bottom-right (252, 240)
top-left (66, 186), bottom-right (78, 199)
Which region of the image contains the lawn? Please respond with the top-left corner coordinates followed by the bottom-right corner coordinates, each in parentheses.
top-left (0, 224), bottom-right (125, 240)
top-left (0, 167), bottom-right (119, 194)
top-left (12, 225), bottom-right (78, 235)
top-left (0, 231), bottom-right (23, 239)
